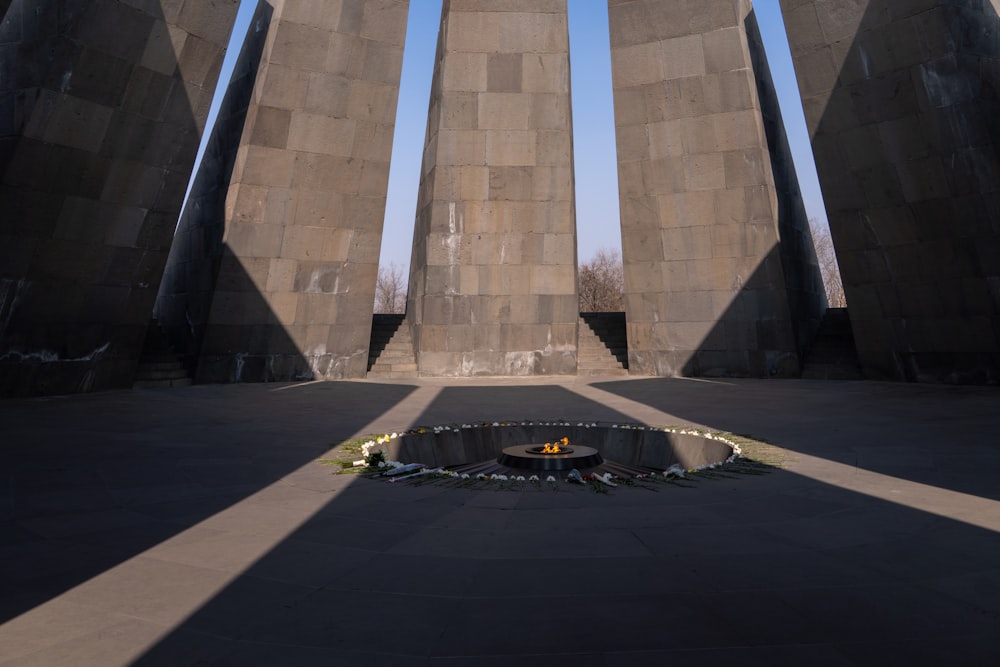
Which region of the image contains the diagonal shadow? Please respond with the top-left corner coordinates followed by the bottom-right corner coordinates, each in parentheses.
top-left (0, 380), bottom-right (416, 628)
top-left (674, 8), bottom-right (825, 379)
top-left (107, 379), bottom-right (1000, 664)
top-left (126, 384), bottom-right (642, 663)
top-left (156, 0), bottom-right (316, 383)
top-left (592, 375), bottom-right (1000, 502)
top-left (795, 0), bottom-right (1000, 383)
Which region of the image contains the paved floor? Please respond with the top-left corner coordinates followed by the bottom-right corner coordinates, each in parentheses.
top-left (1, 376), bottom-right (998, 666)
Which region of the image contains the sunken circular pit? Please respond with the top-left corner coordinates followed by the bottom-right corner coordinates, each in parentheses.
top-left (370, 421), bottom-right (740, 481)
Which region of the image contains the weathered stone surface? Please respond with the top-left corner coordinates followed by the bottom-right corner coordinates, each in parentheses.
top-left (0, 0), bottom-right (239, 396)
top-left (610, 0), bottom-right (821, 378)
top-left (407, 0), bottom-right (579, 376)
top-left (158, 0), bottom-right (409, 384)
top-left (782, 0), bottom-right (1000, 383)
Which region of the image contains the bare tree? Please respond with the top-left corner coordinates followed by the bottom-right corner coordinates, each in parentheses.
top-left (579, 248), bottom-right (624, 312)
top-left (374, 262), bottom-right (407, 314)
top-left (810, 219), bottom-right (847, 308)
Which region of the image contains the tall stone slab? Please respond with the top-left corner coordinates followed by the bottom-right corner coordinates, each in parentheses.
top-left (609, 0), bottom-right (819, 377)
top-left (407, 0), bottom-right (579, 376)
top-left (0, 0), bottom-right (239, 396)
top-left (169, 0), bottom-right (409, 383)
top-left (155, 0), bottom-right (273, 377)
top-left (781, 0), bottom-right (1000, 383)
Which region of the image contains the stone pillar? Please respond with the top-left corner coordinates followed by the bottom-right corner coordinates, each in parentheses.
top-left (155, 0), bottom-right (273, 376)
top-left (172, 0), bottom-right (409, 383)
top-left (609, 0), bottom-right (813, 377)
top-left (781, 0), bottom-right (1000, 383)
top-left (0, 0), bottom-right (239, 396)
top-left (407, 0), bottom-right (579, 377)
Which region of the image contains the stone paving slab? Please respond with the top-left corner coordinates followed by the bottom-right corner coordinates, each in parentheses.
top-left (0, 376), bottom-right (998, 665)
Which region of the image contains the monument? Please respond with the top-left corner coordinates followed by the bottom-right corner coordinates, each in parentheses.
top-left (1, 0), bottom-right (997, 396)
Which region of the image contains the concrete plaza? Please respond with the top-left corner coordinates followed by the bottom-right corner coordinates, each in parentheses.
top-left (1, 375), bottom-right (998, 665)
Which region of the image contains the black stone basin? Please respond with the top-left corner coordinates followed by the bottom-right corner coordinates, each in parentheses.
top-left (497, 444), bottom-right (603, 471)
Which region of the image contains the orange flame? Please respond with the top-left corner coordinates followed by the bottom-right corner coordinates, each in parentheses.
top-left (541, 437), bottom-right (570, 454)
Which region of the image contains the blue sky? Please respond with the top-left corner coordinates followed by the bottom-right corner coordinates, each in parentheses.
top-left (202, 1), bottom-right (827, 273)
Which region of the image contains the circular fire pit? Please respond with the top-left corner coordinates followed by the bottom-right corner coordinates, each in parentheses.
top-left (377, 421), bottom-right (738, 481)
top-left (497, 444), bottom-right (604, 471)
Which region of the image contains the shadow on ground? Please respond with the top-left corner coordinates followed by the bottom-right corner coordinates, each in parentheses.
top-left (75, 378), bottom-right (1000, 666)
top-left (0, 381), bottom-right (416, 630)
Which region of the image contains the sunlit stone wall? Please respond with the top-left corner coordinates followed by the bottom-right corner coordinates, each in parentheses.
top-left (407, 0), bottom-right (580, 376)
top-left (165, 0), bottom-right (410, 383)
top-left (609, 0), bottom-right (816, 377)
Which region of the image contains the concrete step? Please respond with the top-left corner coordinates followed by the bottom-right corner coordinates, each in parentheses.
top-left (371, 353), bottom-right (415, 363)
top-left (367, 316), bottom-right (416, 375)
top-left (366, 370), bottom-right (418, 379)
top-left (577, 367), bottom-right (628, 376)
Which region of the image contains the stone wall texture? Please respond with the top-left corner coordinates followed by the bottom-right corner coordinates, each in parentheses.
top-left (406, 0), bottom-right (580, 376)
top-left (163, 0), bottom-right (409, 383)
top-left (609, 0), bottom-right (822, 377)
top-left (781, 0), bottom-right (1000, 382)
top-left (0, 0), bottom-right (239, 396)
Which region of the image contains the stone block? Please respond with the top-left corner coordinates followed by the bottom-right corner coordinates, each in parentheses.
top-left (703, 25), bottom-right (747, 73)
top-left (478, 92), bottom-right (531, 129)
top-left (270, 21), bottom-right (330, 71)
top-left (522, 53), bottom-right (568, 93)
top-left (440, 92), bottom-right (479, 129)
top-left (485, 129), bottom-right (536, 166)
top-left (260, 64), bottom-right (310, 109)
top-left (442, 52), bottom-right (488, 91)
top-left (660, 33), bottom-right (707, 80)
top-left (723, 149), bottom-right (768, 188)
top-left (287, 112), bottom-right (356, 155)
top-left (685, 153), bottom-right (727, 191)
top-left (487, 53), bottom-right (522, 92)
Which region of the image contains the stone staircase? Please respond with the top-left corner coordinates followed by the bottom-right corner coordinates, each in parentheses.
top-left (801, 307), bottom-right (863, 380)
top-left (578, 312), bottom-right (629, 376)
top-left (367, 313), bottom-right (417, 378)
top-left (133, 319), bottom-right (193, 388)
